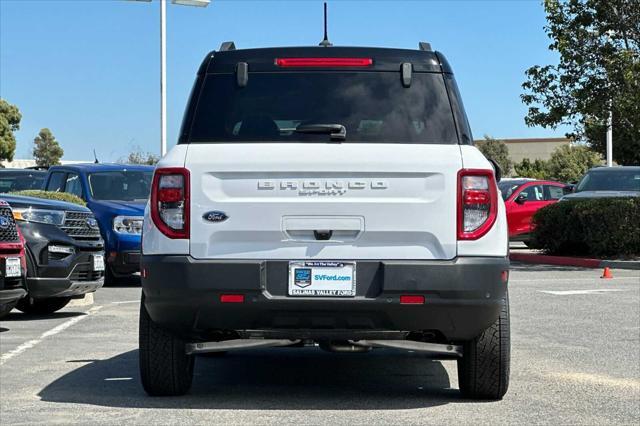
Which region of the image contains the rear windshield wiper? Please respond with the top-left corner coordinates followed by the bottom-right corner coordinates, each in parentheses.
top-left (294, 124), bottom-right (346, 142)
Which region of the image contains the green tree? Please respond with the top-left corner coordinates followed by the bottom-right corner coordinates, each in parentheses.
top-left (33, 128), bottom-right (64, 167)
top-left (521, 0), bottom-right (640, 165)
top-left (120, 146), bottom-right (159, 165)
top-left (513, 158), bottom-right (550, 179)
top-left (545, 144), bottom-right (603, 182)
top-left (476, 135), bottom-right (513, 176)
top-left (0, 98), bottom-right (21, 162)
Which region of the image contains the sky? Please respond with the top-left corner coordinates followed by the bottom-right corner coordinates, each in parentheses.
top-left (0, 0), bottom-right (570, 161)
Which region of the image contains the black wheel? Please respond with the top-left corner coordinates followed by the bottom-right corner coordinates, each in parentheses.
top-left (16, 296), bottom-right (72, 315)
top-left (0, 301), bottom-right (19, 319)
top-left (139, 294), bottom-right (194, 396)
top-left (457, 291), bottom-right (510, 400)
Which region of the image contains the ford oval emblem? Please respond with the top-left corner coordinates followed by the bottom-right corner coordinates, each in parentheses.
top-left (86, 218), bottom-right (99, 229)
top-left (203, 211), bottom-right (228, 223)
top-left (0, 216), bottom-right (10, 230)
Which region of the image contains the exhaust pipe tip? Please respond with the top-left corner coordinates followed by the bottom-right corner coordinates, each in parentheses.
top-left (319, 340), bottom-right (372, 353)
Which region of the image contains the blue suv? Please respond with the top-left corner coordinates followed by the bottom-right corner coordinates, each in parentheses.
top-left (43, 164), bottom-right (154, 283)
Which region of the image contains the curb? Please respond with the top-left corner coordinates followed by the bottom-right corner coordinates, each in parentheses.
top-left (509, 252), bottom-right (640, 270)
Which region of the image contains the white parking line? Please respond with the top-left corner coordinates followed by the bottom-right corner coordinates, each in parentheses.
top-left (539, 289), bottom-right (625, 295)
top-left (110, 300), bottom-right (139, 305)
top-left (0, 305), bottom-right (103, 366)
top-left (512, 277), bottom-right (639, 282)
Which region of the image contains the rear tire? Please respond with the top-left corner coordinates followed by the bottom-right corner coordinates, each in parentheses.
top-left (457, 290), bottom-right (510, 400)
top-left (16, 296), bottom-right (71, 315)
top-left (139, 294), bottom-right (194, 396)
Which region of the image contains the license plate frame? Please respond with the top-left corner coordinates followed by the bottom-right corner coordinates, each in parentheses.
top-left (5, 257), bottom-right (21, 278)
top-left (93, 254), bottom-right (105, 272)
top-left (288, 261), bottom-right (356, 297)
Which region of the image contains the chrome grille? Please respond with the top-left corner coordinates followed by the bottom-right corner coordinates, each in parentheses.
top-left (61, 211), bottom-right (101, 240)
top-left (0, 206), bottom-right (19, 242)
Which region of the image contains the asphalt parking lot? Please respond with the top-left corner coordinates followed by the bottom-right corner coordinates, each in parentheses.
top-left (1, 264), bottom-right (639, 425)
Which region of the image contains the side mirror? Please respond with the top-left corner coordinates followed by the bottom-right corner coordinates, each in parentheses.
top-left (563, 184), bottom-right (575, 194)
top-left (515, 193), bottom-right (527, 205)
top-left (487, 159), bottom-right (502, 183)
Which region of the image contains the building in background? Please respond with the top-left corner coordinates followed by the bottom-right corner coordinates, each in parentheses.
top-left (475, 137), bottom-right (571, 163)
top-left (1, 159), bottom-right (91, 169)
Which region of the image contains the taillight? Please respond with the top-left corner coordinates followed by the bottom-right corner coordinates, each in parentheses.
top-left (150, 167), bottom-right (190, 239)
top-left (457, 169), bottom-right (498, 240)
top-left (275, 57), bottom-right (373, 67)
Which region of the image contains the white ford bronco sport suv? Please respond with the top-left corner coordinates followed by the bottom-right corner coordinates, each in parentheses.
top-left (140, 41), bottom-right (510, 399)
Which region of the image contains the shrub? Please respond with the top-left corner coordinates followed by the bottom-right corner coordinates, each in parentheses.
top-left (545, 145), bottom-right (602, 182)
top-left (9, 190), bottom-right (86, 206)
top-left (530, 198), bottom-right (640, 258)
top-left (513, 158), bottom-right (549, 179)
top-left (476, 136), bottom-right (513, 176)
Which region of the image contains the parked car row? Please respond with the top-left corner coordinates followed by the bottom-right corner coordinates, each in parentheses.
top-left (499, 166), bottom-right (640, 244)
top-left (0, 163), bottom-right (154, 316)
top-left (43, 164), bottom-right (153, 282)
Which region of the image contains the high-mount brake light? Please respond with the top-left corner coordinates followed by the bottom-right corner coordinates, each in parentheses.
top-left (150, 168), bottom-right (190, 239)
top-left (275, 57), bottom-right (373, 67)
top-left (457, 169), bottom-right (498, 240)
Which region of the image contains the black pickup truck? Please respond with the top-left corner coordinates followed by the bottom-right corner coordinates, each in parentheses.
top-left (1, 194), bottom-right (105, 314)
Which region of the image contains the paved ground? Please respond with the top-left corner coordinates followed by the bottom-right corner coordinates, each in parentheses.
top-left (1, 265), bottom-right (639, 425)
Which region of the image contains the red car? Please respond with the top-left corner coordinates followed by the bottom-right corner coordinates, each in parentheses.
top-left (498, 179), bottom-right (571, 243)
top-left (0, 200), bottom-right (27, 318)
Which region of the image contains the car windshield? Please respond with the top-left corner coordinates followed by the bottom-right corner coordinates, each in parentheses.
top-left (0, 171), bottom-right (45, 192)
top-left (498, 182), bottom-right (524, 201)
top-left (188, 72), bottom-right (458, 144)
top-left (88, 171), bottom-right (153, 201)
top-left (576, 169), bottom-right (640, 192)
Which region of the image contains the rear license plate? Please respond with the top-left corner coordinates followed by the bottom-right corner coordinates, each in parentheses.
top-left (5, 257), bottom-right (21, 278)
top-left (288, 261), bottom-right (356, 297)
top-left (93, 254), bottom-right (105, 272)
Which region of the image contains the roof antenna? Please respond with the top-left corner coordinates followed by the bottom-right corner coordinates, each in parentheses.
top-left (93, 149), bottom-right (99, 164)
top-left (318, 2), bottom-right (332, 47)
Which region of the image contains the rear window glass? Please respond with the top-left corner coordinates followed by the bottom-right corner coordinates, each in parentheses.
top-left (0, 172), bottom-right (45, 192)
top-left (577, 169), bottom-right (640, 192)
top-left (187, 72), bottom-right (458, 144)
top-left (88, 171), bottom-right (153, 201)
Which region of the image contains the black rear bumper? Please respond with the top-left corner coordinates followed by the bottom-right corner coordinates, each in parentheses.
top-left (142, 255), bottom-right (509, 342)
top-left (0, 288), bottom-right (27, 305)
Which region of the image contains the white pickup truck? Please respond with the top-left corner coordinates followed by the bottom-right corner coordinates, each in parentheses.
top-left (139, 42), bottom-right (510, 399)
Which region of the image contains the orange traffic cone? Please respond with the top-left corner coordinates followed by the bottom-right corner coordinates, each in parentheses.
top-left (601, 267), bottom-right (613, 279)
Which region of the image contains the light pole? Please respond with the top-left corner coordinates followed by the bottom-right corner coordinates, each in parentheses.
top-left (606, 108), bottom-right (613, 167)
top-left (128, 0), bottom-right (211, 157)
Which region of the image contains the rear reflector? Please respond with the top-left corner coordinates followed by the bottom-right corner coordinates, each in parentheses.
top-left (275, 57), bottom-right (373, 67)
top-left (501, 270), bottom-right (509, 283)
top-left (220, 294), bottom-right (245, 303)
top-left (400, 295), bottom-right (425, 305)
